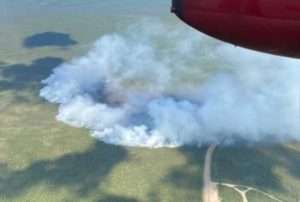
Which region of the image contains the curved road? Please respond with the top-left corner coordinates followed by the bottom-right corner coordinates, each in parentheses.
top-left (203, 145), bottom-right (220, 202)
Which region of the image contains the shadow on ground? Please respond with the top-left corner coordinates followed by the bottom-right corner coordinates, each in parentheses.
top-left (164, 147), bottom-right (206, 189)
top-left (23, 32), bottom-right (77, 48)
top-left (145, 146), bottom-right (207, 202)
top-left (97, 194), bottom-right (138, 202)
top-left (0, 141), bottom-right (128, 198)
top-left (0, 57), bottom-right (63, 103)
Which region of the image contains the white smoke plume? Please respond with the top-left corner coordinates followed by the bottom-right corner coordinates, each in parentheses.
top-left (40, 19), bottom-right (300, 148)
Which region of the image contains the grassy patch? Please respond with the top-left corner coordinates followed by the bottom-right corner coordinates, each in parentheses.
top-left (247, 190), bottom-right (279, 202)
top-left (218, 185), bottom-right (242, 202)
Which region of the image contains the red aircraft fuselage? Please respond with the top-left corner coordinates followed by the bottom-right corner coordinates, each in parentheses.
top-left (172, 0), bottom-right (300, 58)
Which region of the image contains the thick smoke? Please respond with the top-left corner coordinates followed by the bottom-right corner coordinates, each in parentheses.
top-left (40, 20), bottom-right (300, 148)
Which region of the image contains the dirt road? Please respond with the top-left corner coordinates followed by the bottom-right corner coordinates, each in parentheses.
top-left (203, 145), bottom-right (220, 202)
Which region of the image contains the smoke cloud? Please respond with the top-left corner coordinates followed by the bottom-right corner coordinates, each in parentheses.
top-left (40, 19), bottom-right (300, 148)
